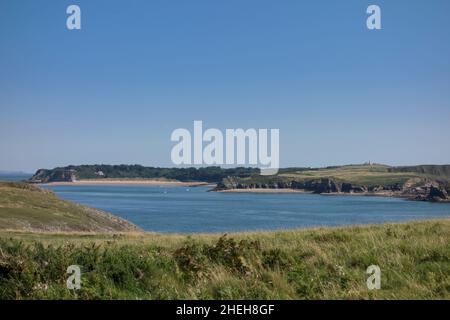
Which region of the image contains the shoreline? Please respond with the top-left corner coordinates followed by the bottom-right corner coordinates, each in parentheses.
top-left (215, 188), bottom-right (392, 195)
top-left (217, 188), bottom-right (313, 194)
top-left (216, 188), bottom-right (450, 202)
top-left (41, 179), bottom-right (211, 187)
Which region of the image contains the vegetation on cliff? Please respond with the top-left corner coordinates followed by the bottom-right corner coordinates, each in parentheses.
top-left (29, 165), bottom-right (259, 183)
top-left (388, 165), bottom-right (450, 177)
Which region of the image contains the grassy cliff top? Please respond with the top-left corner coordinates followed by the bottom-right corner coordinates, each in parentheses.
top-left (239, 164), bottom-right (450, 186)
top-left (0, 182), bottom-right (139, 233)
top-left (279, 164), bottom-right (424, 185)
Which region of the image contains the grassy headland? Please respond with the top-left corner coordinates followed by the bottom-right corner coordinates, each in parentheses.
top-left (0, 182), bottom-right (138, 232)
top-left (216, 164), bottom-right (450, 202)
top-left (29, 165), bottom-right (258, 183)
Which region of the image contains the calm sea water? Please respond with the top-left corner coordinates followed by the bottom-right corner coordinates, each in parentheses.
top-left (0, 173), bottom-right (32, 182)
top-left (42, 185), bottom-right (450, 233)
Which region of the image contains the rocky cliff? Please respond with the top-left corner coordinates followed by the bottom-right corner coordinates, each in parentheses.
top-left (214, 176), bottom-right (450, 202)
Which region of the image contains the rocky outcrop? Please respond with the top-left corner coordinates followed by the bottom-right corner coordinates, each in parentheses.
top-left (29, 169), bottom-right (76, 183)
top-left (426, 186), bottom-right (448, 202)
top-left (303, 178), bottom-right (340, 194)
top-left (214, 176), bottom-right (449, 202)
top-left (215, 177), bottom-right (342, 193)
top-left (341, 183), bottom-right (367, 193)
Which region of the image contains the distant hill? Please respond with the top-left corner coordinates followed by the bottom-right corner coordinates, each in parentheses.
top-left (29, 165), bottom-right (259, 183)
top-left (388, 165), bottom-right (450, 177)
top-left (0, 182), bottom-right (139, 232)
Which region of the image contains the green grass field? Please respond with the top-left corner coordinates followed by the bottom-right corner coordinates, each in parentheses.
top-left (279, 165), bottom-right (420, 185)
top-left (230, 164), bottom-right (450, 189)
top-left (1, 219), bottom-right (449, 300)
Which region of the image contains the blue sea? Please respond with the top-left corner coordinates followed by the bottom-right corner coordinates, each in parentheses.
top-left (0, 173), bottom-right (32, 182)
top-left (42, 185), bottom-right (450, 233)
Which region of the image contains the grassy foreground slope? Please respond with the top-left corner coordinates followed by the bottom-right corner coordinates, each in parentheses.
top-left (0, 182), bottom-right (138, 232)
top-left (0, 220), bottom-right (448, 299)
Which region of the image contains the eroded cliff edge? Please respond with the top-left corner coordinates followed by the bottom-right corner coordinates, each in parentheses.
top-left (213, 164), bottom-right (450, 202)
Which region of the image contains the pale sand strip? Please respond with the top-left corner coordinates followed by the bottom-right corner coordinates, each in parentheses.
top-left (42, 179), bottom-right (210, 187)
top-left (217, 189), bottom-right (313, 194)
top-left (217, 189), bottom-right (400, 197)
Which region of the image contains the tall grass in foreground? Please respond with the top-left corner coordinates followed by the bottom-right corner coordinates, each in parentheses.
top-left (0, 220), bottom-right (449, 299)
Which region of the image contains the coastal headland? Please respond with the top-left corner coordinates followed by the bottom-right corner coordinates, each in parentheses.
top-left (28, 164), bottom-right (450, 202)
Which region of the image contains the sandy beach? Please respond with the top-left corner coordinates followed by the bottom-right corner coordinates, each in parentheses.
top-left (215, 188), bottom-right (419, 201)
top-left (216, 188), bottom-right (399, 196)
top-left (42, 179), bottom-right (211, 187)
top-left (216, 188), bottom-right (313, 194)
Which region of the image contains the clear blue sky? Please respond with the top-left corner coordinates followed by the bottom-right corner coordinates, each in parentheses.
top-left (1, 0), bottom-right (450, 172)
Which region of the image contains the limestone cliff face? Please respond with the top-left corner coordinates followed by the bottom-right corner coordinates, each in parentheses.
top-left (215, 177), bottom-right (341, 193)
top-left (215, 176), bottom-right (450, 202)
top-left (29, 169), bottom-right (76, 183)
top-left (216, 177), bottom-right (376, 194)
